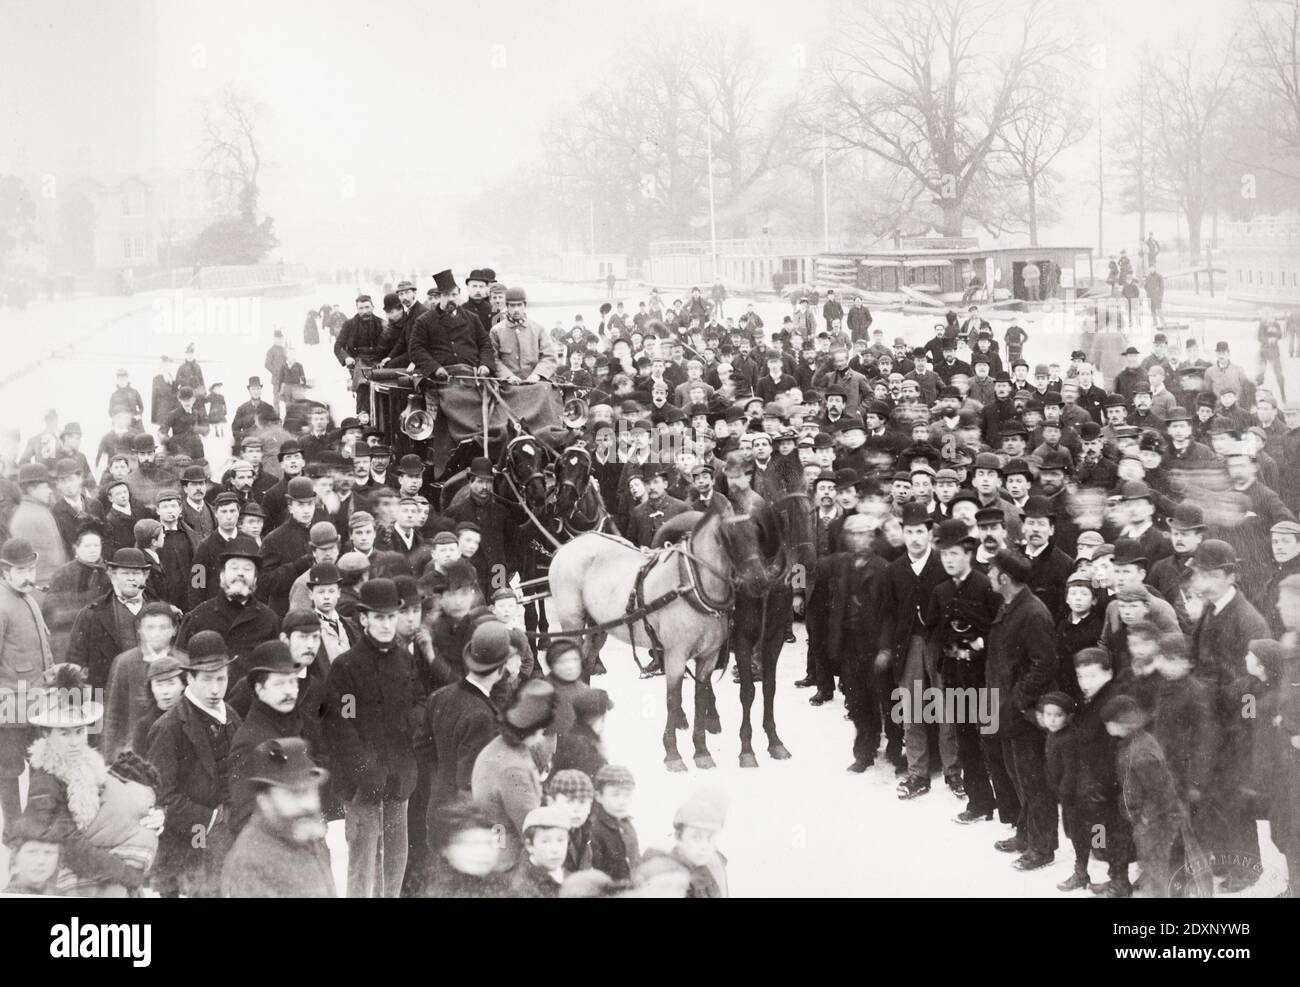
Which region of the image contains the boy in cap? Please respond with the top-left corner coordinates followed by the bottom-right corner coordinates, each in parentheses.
top-left (589, 764), bottom-right (640, 886)
top-left (3, 813), bottom-right (62, 894)
top-left (508, 804), bottom-right (571, 898)
top-left (1102, 694), bottom-right (1188, 897)
top-left (547, 768), bottom-right (595, 871)
top-left (671, 788), bottom-right (730, 897)
top-left (131, 655), bottom-right (185, 756)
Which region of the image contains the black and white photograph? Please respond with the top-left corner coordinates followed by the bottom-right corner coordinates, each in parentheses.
top-left (1, 0), bottom-right (1300, 917)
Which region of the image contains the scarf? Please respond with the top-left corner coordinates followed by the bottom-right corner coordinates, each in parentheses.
top-left (27, 738), bottom-right (108, 830)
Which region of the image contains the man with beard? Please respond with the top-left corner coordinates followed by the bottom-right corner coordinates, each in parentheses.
top-left (49, 460), bottom-right (103, 556)
top-left (259, 477), bottom-right (319, 616)
top-left (230, 377), bottom-right (277, 455)
top-left (445, 457), bottom-right (510, 584)
top-left (222, 737), bottom-right (335, 898)
top-left (1149, 503), bottom-right (1207, 633)
top-left (0, 537), bottom-right (55, 841)
top-left (1035, 450), bottom-right (1080, 556)
top-left (335, 294), bottom-right (387, 411)
top-left (1018, 495), bottom-right (1074, 622)
top-left (812, 344), bottom-right (868, 416)
top-left (191, 491), bottom-right (242, 608)
top-left (177, 537), bottom-right (281, 682)
top-left (925, 518), bottom-right (1001, 819)
top-left (67, 547), bottom-right (158, 694)
top-left (324, 578), bottom-right (426, 898)
top-left (147, 631), bottom-right (242, 897)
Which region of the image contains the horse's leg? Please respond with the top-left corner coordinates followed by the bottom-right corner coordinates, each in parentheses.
top-left (764, 593), bottom-right (792, 760)
top-left (704, 640), bottom-right (723, 735)
top-left (692, 651), bottom-right (718, 769)
top-left (734, 609), bottom-right (759, 768)
top-left (663, 655), bottom-right (688, 772)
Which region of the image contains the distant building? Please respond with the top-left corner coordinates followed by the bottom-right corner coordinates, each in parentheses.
top-left (1224, 214), bottom-right (1300, 305)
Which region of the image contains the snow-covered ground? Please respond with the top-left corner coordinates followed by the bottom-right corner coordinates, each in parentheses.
top-left (0, 280), bottom-right (1290, 897)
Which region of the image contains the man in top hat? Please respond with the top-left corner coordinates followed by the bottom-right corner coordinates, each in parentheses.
top-left (423, 619), bottom-right (510, 825)
top-left (324, 578), bottom-right (427, 897)
top-left (67, 546), bottom-right (159, 694)
top-left (0, 537), bottom-right (56, 839)
top-left (230, 377), bottom-right (277, 454)
top-left (221, 737), bottom-right (335, 898)
top-left (1017, 495), bottom-right (1074, 622)
top-left (146, 630), bottom-right (243, 897)
top-left (177, 536), bottom-right (281, 681)
top-left (409, 270), bottom-right (495, 383)
top-left (258, 477), bottom-right (322, 616)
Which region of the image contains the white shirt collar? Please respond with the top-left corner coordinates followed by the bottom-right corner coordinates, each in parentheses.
top-left (185, 689), bottom-right (227, 724)
top-left (1212, 587), bottom-right (1237, 615)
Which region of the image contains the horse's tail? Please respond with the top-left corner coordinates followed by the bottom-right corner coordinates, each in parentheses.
top-left (712, 633), bottom-right (730, 681)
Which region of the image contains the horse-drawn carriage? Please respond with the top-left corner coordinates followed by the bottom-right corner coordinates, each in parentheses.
top-left (363, 367), bottom-right (818, 773)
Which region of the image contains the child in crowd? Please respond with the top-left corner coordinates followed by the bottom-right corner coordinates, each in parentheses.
top-left (1040, 692), bottom-right (1082, 891)
top-left (1115, 624), bottom-right (1161, 714)
top-left (1152, 632), bottom-right (1218, 817)
top-left (206, 383), bottom-right (227, 437)
top-left (1100, 586), bottom-right (1150, 674)
top-left (588, 764), bottom-right (640, 886)
top-left (552, 688), bottom-right (612, 779)
top-left (1069, 648), bottom-right (1132, 897)
top-left (1056, 573), bottom-right (1103, 702)
top-left (1102, 695), bottom-right (1187, 898)
top-left (508, 804), bottom-right (572, 898)
top-left (629, 848), bottom-right (691, 897)
top-left (546, 768), bottom-right (594, 872)
top-left (544, 638), bottom-right (591, 737)
top-left (130, 656), bottom-right (186, 757)
top-left (3, 815), bottom-right (62, 895)
top-left (670, 788), bottom-right (730, 898)
top-left (422, 799), bottom-right (504, 898)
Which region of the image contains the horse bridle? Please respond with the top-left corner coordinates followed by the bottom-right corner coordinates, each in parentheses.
top-left (554, 445), bottom-right (592, 511)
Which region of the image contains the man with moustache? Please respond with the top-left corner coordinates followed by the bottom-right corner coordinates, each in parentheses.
top-left (67, 547), bottom-right (158, 694)
top-left (221, 737), bottom-right (335, 898)
top-left (336, 294), bottom-right (387, 411)
top-left (0, 537), bottom-right (55, 841)
top-left (409, 270), bottom-right (497, 438)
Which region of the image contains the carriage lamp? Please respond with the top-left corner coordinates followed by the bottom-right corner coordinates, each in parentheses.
top-left (400, 392), bottom-right (436, 441)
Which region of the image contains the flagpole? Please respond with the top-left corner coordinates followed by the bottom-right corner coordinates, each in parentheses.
top-left (707, 123), bottom-right (718, 281)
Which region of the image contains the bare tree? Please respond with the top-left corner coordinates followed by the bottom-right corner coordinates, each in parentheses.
top-left (200, 87), bottom-right (265, 220)
top-left (995, 67), bottom-right (1091, 245)
top-left (1242, 0), bottom-right (1300, 176)
top-left (820, 0), bottom-right (1067, 236)
top-left (1145, 41), bottom-right (1239, 263)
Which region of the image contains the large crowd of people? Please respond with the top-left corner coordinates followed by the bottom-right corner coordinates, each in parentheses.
top-left (1, 265), bottom-right (1299, 899)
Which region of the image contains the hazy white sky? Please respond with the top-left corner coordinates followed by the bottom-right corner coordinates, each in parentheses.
top-left (0, 0), bottom-right (1254, 266)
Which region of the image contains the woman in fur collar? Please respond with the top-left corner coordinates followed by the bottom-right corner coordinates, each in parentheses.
top-left (23, 664), bottom-right (163, 896)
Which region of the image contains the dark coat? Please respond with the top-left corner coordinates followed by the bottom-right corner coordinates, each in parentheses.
top-left (876, 549), bottom-right (945, 660)
top-left (409, 304), bottom-right (495, 377)
top-left (424, 679), bottom-right (499, 814)
top-left (42, 559), bottom-right (110, 659)
top-left (227, 693), bottom-right (330, 835)
top-left (985, 585), bottom-right (1057, 737)
top-left (1190, 590), bottom-right (1269, 692)
top-left (421, 858), bottom-right (507, 898)
top-left (176, 592), bottom-right (281, 681)
top-left (1054, 607), bottom-right (1105, 702)
top-left (925, 568), bottom-right (1002, 686)
top-left (1153, 673), bottom-right (1218, 798)
top-left (324, 632), bottom-right (425, 803)
top-left (66, 589), bottom-right (158, 692)
top-left (147, 696), bottom-right (241, 887)
top-left (221, 812), bottom-right (336, 898)
top-left (551, 720), bottom-right (607, 780)
top-left (1021, 543), bottom-right (1074, 622)
top-left (1072, 678), bottom-right (1123, 806)
top-left (334, 313), bottom-right (386, 365)
top-left (589, 804), bottom-right (641, 884)
top-left (189, 529), bottom-right (239, 610)
top-left (258, 519), bottom-right (313, 616)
